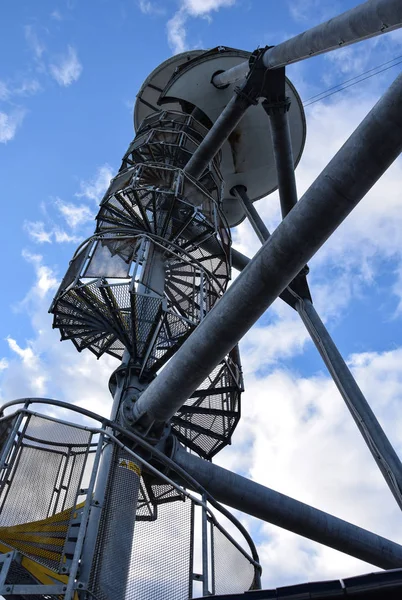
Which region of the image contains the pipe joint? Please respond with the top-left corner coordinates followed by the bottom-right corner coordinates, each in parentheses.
top-left (234, 45), bottom-right (275, 106)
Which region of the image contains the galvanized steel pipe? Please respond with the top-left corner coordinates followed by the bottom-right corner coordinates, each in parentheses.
top-left (174, 445), bottom-right (402, 569)
top-left (213, 0), bottom-right (402, 87)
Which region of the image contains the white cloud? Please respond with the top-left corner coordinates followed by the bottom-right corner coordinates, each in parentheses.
top-left (288, 0), bottom-right (341, 24)
top-left (24, 25), bottom-right (46, 60)
top-left (0, 359), bottom-right (9, 372)
top-left (0, 81), bottom-right (10, 101)
top-left (392, 264), bottom-right (402, 315)
top-left (23, 220), bottom-right (81, 244)
top-left (24, 221), bottom-right (52, 244)
top-left (241, 313), bottom-right (309, 376)
top-left (51, 10), bottom-right (63, 21)
top-left (53, 228), bottom-right (81, 243)
top-left (21, 250), bottom-right (58, 298)
top-left (138, 0), bottom-right (165, 15)
top-left (166, 0), bottom-right (236, 54)
top-left (76, 164), bottom-right (114, 203)
top-left (14, 79), bottom-right (41, 96)
top-left (0, 109), bottom-right (26, 143)
top-left (217, 347), bottom-right (402, 587)
top-left (1, 253), bottom-right (117, 416)
top-left (166, 10), bottom-right (188, 55)
top-left (56, 198), bottom-right (94, 228)
top-left (49, 45), bottom-right (82, 87)
top-left (182, 0), bottom-right (235, 16)
top-left (6, 337), bottom-right (48, 396)
top-left (7, 337), bottom-right (40, 371)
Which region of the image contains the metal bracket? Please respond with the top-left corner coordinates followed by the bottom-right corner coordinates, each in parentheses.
top-left (261, 66), bottom-right (291, 114)
top-left (0, 583), bottom-right (67, 596)
top-left (0, 550), bottom-right (17, 589)
top-left (234, 46), bottom-right (274, 105)
top-left (233, 45), bottom-right (292, 110)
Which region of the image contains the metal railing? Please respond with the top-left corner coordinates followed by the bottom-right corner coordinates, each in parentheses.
top-left (0, 397), bottom-right (261, 599)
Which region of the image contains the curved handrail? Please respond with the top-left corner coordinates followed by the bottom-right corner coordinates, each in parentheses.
top-left (0, 397), bottom-right (262, 585)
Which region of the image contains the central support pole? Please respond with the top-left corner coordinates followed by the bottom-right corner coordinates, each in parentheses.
top-left (173, 445), bottom-right (402, 569)
top-left (80, 240), bottom-right (165, 597)
top-left (132, 72), bottom-right (402, 426)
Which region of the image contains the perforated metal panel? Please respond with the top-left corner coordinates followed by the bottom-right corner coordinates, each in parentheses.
top-left (211, 523), bottom-right (256, 596)
top-left (0, 415), bottom-right (91, 572)
top-left (172, 347), bottom-right (242, 458)
top-left (89, 483), bottom-right (193, 600)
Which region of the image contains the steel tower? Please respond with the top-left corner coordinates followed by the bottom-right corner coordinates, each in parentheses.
top-left (1, 1), bottom-right (402, 598)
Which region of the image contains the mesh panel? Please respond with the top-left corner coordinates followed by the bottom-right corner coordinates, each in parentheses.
top-left (54, 243), bottom-right (89, 298)
top-left (84, 241), bottom-right (130, 278)
top-left (212, 524), bottom-right (256, 596)
top-left (0, 446), bottom-right (64, 527)
top-left (148, 481), bottom-right (184, 505)
top-left (171, 352), bottom-right (242, 459)
top-left (90, 496), bottom-right (193, 600)
top-left (0, 415), bottom-right (91, 572)
top-left (123, 498), bottom-right (192, 600)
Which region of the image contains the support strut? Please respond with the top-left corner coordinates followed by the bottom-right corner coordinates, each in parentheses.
top-left (297, 298), bottom-right (402, 510)
top-left (239, 65), bottom-right (402, 512)
top-left (173, 445), bottom-right (402, 570)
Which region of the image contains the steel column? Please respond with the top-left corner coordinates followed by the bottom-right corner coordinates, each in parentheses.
top-left (225, 242), bottom-right (402, 512)
top-left (232, 186), bottom-right (270, 243)
top-left (212, 0), bottom-right (402, 87)
top-left (132, 72), bottom-right (402, 426)
top-left (173, 445), bottom-right (402, 569)
top-left (227, 176), bottom-right (402, 513)
top-left (231, 247), bottom-right (252, 272)
top-left (78, 369), bottom-right (127, 587)
top-left (247, 90), bottom-right (402, 513)
top-left (267, 108), bottom-right (299, 219)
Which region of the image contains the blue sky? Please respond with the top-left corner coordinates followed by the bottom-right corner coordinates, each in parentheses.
top-left (1, 0), bottom-right (402, 592)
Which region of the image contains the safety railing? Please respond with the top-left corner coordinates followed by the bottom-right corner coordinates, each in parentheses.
top-left (0, 398), bottom-right (261, 599)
